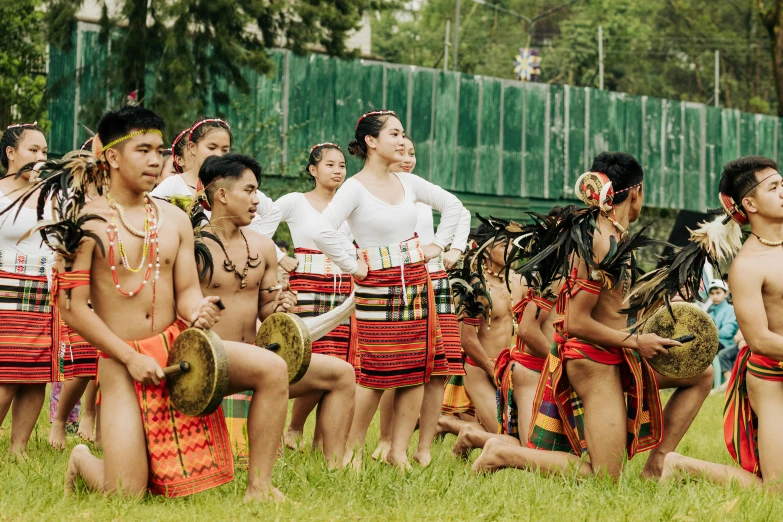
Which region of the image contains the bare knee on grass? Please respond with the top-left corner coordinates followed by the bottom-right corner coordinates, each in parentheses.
top-left (464, 364), bottom-right (498, 433)
top-left (98, 358), bottom-right (149, 496)
top-left (566, 358), bottom-right (626, 479)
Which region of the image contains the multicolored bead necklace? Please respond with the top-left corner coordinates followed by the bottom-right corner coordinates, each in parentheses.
top-left (106, 193), bottom-right (161, 329)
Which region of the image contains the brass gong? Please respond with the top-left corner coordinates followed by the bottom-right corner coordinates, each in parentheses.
top-left (642, 302), bottom-right (719, 379)
top-left (256, 312), bottom-right (313, 384)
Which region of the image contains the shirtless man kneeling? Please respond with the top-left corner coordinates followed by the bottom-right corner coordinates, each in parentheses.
top-left (55, 107), bottom-right (289, 502)
top-left (472, 152), bottom-right (713, 479)
top-left (439, 225), bottom-right (524, 437)
top-left (196, 153), bottom-right (356, 468)
top-left (662, 156), bottom-right (783, 490)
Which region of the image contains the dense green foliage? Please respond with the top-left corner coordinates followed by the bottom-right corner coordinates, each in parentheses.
top-left (0, 0), bottom-right (48, 128)
top-left (42, 0), bottom-right (370, 136)
top-left (372, 0), bottom-right (782, 115)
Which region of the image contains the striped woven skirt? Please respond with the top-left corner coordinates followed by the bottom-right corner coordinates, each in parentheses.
top-left (62, 322), bottom-right (99, 379)
top-left (107, 320), bottom-right (234, 497)
top-left (289, 248), bottom-right (353, 362)
top-left (0, 268), bottom-right (62, 383)
top-left (724, 346), bottom-right (783, 477)
top-left (354, 238), bottom-right (448, 389)
top-left (428, 256), bottom-right (464, 376)
top-left (528, 334), bottom-right (663, 458)
top-left (442, 374), bottom-right (475, 416)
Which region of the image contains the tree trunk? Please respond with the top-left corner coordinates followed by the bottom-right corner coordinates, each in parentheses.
top-left (124, 0), bottom-right (148, 104)
top-left (759, 0), bottom-right (783, 116)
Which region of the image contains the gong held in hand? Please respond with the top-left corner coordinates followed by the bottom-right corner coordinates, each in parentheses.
top-left (163, 300), bottom-right (313, 417)
top-left (641, 302), bottom-right (719, 379)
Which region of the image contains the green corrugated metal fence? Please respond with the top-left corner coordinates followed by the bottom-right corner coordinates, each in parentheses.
top-left (46, 23), bottom-right (783, 212)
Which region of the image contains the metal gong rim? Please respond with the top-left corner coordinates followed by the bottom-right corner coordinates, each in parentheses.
top-left (256, 312), bottom-right (312, 384)
top-left (641, 302), bottom-right (719, 379)
top-left (167, 328), bottom-right (229, 416)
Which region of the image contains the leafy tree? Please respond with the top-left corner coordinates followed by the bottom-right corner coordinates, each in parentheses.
top-left (372, 0), bottom-right (779, 115)
top-left (45, 0), bottom-right (368, 134)
top-left (0, 0), bottom-right (48, 128)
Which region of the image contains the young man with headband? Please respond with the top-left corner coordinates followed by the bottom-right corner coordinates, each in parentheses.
top-left (10, 107), bottom-right (290, 502)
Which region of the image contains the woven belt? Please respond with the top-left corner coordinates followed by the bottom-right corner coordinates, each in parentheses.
top-left (358, 237), bottom-right (425, 271)
top-left (427, 254), bottom-right (446, 273)
top-left (295, 252), bottom-right (345, 275)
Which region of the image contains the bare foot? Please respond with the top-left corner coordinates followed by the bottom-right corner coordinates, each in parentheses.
top-left (7, 446), bottom-right (29, 462)
top-left (343, 447), bottom-right (362, 471)
top-left (77, 414), bottom-right (96, 443)
top-left (437, 415), bottom-right (463, 437)
top-left (413, 448), bottom-right (432, 467)
top-left (641, 452), bottom-right (665, 481)
top-left (243, 486), bottom-right (286, 504)
top-left (371, 441), bottom-right (391, 461)
top-left (471, 438), bottom-right (507, 474)
top-left (284, 430), bottom-right (307, 451)
top-left (385, 452), bottom-right (413, 471)
top-left (451, 425), bottom-right (477, 459)
top-left (49, 419), bottom-right (67, 450)
top-left (64, 444), bottom-right (89, 495)
top-left (660, 452), bottom-right (685, 482)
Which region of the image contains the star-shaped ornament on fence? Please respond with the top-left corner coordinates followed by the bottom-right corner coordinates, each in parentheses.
top-left (514, 48), bottom-right (541, 82)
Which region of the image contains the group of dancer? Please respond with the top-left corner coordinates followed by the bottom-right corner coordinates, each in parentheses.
top-left (0, 104), bottom-right (781, 503)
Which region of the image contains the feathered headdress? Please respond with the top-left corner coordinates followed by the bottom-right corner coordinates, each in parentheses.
top-left (448, 229), bottom-right (493, 325)
top-left (624, 215), bottom-right (742, 325)
top-left (0, 149), bottom-right (109, 268)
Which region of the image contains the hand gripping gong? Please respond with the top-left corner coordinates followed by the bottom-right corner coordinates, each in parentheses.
top-left (255, 312), bottom-right (313, 384)
top-left (163, 299), bottom-right (229, 417)
top-left (641, 302), bottom-right (719, 379)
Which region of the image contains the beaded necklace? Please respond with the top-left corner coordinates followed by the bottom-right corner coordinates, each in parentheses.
top-left (106, 193), bottom-right (161, 330)
top-left (751, 232), bottom-right (783, 247)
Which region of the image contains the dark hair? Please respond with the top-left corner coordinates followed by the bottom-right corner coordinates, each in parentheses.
top-left (719, 156), bottom-right (778, 205)
top-left (96, 106), bottom-right (165, 151)
top-left (348, 110), bottom-right (398, 160)
top-left (1, 124), bottom-right (45, 169)
top-left (402, 133), bottom-right (415, 147)
top-left (308, 143), bottom-right (345, 170)
top-left (548, 203), bottom-right (577, 218)
top-left (189, 117), bottom-right (232, 146)
top-left (274, 239), bottom-right (289, 251)
top-left (475, 223), bottom-right (494, 237)
top-left (171, 127), bottom-right (189, 156)
top-left (590, 152), bottom-right (644, 205)
top-left (162, 149), bottom-right (172, 159)
top-left (199, 153), bottom-right (262, 204)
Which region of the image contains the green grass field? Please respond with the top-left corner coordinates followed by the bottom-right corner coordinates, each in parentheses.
top-left (1, 392), bottom-right (780, 521)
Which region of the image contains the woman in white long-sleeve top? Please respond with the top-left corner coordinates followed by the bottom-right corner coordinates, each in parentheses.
top-left (372, 133), bottom-right (471, 466)
top-left (263, 143), bottom-right (357, 451)
top-left (313, 110), bottom-right (467, 470)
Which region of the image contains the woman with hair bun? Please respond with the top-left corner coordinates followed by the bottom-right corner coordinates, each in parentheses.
top-left (263, 143), bottom-right (357, 452)
top-left (314, 110), bottom-right (467, 470)
top-left (372, 133), bottom-right (471, 466)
